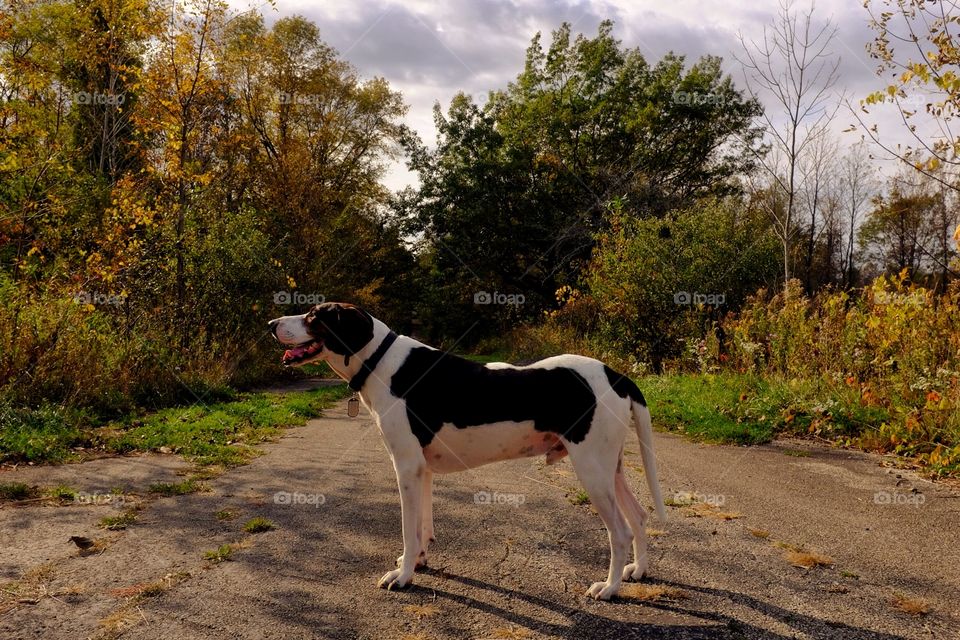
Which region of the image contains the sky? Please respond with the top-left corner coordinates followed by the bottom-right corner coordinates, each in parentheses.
top-left (234, 0), bottom-right (930, 190)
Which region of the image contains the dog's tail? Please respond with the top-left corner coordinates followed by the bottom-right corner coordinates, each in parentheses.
top-left (632, 400), bottom-right (667, 523)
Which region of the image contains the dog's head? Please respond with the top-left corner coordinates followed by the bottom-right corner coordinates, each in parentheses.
top-left (269, 302), bottom-right (374, 367)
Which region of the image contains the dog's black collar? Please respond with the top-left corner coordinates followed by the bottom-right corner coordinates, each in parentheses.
top-left (348, 331), bottom-right (398, 392)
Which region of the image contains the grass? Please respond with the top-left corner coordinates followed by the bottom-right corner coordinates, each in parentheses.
top-left (45, 484), bottom-right (78, 502)
top-left (0, 482), bottom-right (37, 501)
top-left (98, 511), bottom-right (139, 531)
top-left (243, 516), bottom-right (276, 533)
top-left (401, 603), bottom-right (441, 619)
top-left (568, 489), bottom-right (591, 505)
top-left (785, 549), bottom-right (834, 569)
top-left (0, 386), bottom-right (351, 466)
top-left (890, 593), bottom-right (930, 616)
top-left (148, 479), bottom-right (205, 496)
top-left (204, 544), bottom-right (235, 563)
top-left (215, 509), bottom-right (237, 521)
top-left (640, 373), bottom-right (895, 448)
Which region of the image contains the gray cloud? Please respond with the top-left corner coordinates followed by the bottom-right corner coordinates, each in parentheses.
top-left (249, 0), bottom-right (931, 188)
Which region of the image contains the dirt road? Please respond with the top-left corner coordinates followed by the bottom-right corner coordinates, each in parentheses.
top-left (2, 392), bottom-right (958, 639)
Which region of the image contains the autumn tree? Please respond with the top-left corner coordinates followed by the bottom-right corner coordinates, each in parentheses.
top-left (737, 0), bottom-right (841, 289)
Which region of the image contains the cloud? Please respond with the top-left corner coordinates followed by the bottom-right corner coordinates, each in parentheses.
top-left (240, 0), bottom-right (933, 188)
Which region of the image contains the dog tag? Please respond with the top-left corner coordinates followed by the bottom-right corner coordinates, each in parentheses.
top-left (347, 395), bottom-right (360, 418)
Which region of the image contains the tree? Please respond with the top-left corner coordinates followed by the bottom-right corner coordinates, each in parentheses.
top-left (737, 0), bottom-right (841, 289)
top-left (402, 20), bottom-right (763, 339)
top-left (861, 0), bottom-right (960, 186)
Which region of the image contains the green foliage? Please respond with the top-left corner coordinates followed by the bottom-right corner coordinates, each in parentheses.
top-left (243, 516), bottom-right (276, 533)
top-left (719, 276), bottom-right (960, 475)
top-left (0, 482), bottom-right (37, 501)
top-left (400, 21), bottom-right (763, 341)
top-left (204, 544), bottom-right (233, 563)
top-left (148, 480), bottom-right (205, 496)
top-left (0, 386), bottom-right (350, 465)
top-left (0, 2), bottom-right (414, 415)
top-left (99, 510), bottom-right (138, 530)
top-left (587, 197), bottom-right (780, 370)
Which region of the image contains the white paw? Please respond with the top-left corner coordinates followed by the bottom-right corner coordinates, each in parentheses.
top-left (622, 561), bottom-right (648, 581)
top-left (396, 550), bottom-right (427, 568)
top-left (378, 568), bottom-right (413, 590)
top-left (585, 580), bottom-right (620, 600)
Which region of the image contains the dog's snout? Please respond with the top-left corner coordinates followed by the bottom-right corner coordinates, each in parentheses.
top-left (268, 318), bottom-right (280, 337)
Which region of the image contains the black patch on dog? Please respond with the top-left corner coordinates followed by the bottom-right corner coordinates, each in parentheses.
top-left (390, 349), bottom-right (597, 447)
top-left (305, 303), bottom-right (374, 357)
top-left (603, 365), bottom-right (647, 407)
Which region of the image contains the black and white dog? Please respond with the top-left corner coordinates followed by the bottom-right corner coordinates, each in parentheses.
top-left (269, 302), bottom-right (666, 600)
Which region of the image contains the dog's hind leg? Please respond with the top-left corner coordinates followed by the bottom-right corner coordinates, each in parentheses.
top-left (569, 449), bottom-right (632, 601)
top-left (615, 466), bottom-right (649, 581)
top-left (380, 459), bottom-right (425, 590)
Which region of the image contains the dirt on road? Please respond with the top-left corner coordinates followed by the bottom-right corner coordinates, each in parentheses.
top-left (1, 391), bottom-right (958, 639)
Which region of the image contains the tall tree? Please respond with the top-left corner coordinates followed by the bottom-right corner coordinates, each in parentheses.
top-left (737, 0), bottom-right (841, 289)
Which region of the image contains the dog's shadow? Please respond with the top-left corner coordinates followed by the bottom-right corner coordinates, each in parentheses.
top-left (406, 568), bottom-right (909, 640)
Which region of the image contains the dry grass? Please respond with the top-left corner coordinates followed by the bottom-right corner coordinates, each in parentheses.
top-left (890, 594), bottom-right (931, 616)
top-left (96, 606), bottom-right (143, 640)
top-left (0, 563), bottom-right (60, 612)
top-left (646, 528), bottom-right (666, 538)
top-left (402, 603), bottom-right (441, 620)
top-left (786, 549), bottom-right (834, 569)
top-left (749, 528), bottom-right (770, 539)
top-left (109, 572), bottom-right (190, 601)
top-left (683, 502), bottom-right (743, 520)
top-left (619, 583), bottom-right (689, 602)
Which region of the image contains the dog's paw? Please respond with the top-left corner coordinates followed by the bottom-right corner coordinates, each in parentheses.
top-left (396, 550), bottom-right (427, 569)
top-left (585, 580), bottom-right (619, 601)
top-left (621, 561), bottom-right (648, 581)
top-left (378, 569), bottom-right (413, 590)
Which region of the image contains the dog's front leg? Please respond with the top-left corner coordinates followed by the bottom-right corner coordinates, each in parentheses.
top-left (379, 460), bottom-right (424, 590)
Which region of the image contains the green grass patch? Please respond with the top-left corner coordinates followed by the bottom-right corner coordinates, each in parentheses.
top-left (0, 482), bottom-right (38, 501)
top-left (99, 511), bottom-right (138, 530)
top-left (243, 516), bottom-right (276, 533)
top-left (0, 385), bottom-right (350, 467)
top-left (107, 386), bottom-right (351, 467)
top-left (45, 484), bottom-right (78, 502)
top-left (568, 489), bottom-right (591, 505)
top-left (204, 544), bottom-right (234, 563)
top-left (0, 403), bottom-right (99, 464)
top-left (639, 373), bottom-right (890, 446)
top-left (148, 479), bottom-right (205, 497)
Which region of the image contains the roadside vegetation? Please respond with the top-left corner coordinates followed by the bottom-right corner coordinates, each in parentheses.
top-left (0, 386), bottom-right (350, 465)
top-left (1, 2), bottom-right (958, 478)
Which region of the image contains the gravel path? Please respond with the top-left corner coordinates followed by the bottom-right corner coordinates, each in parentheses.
top-left (2, 394), bottom-right (958, 639)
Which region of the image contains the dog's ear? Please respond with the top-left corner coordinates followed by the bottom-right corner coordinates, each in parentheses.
top-left (309, 303), bottom-right (374, 357)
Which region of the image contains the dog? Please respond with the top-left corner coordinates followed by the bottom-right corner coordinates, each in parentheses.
top-left (269, 302), bottom-right (666, 600)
